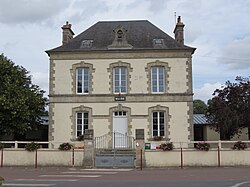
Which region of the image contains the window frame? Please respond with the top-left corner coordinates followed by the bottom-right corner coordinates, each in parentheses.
top-left (71, 105), bottom-right (93, 140)
top-left (107, 61), bottom-right (133, 94)
top-left (76, 111), bottom-right (89, 137)
top-left (113, 67), bottom-right (127, 94)
top-left (152, 111), bottom-right (165, 137)
top-left (148, 105), bottom-right (170, 140)
top-left (76, 67), bottom-right (89, 94)
top-left (71, 61), bottom-right (95, 95)
top-left (151, 66), bottom-right (165, 94)
top-left (145, 60), bottom-right (170, 94)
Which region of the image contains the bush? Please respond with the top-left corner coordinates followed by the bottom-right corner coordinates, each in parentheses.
top-left (195, 142), bottom-right (210, 151)
top-left (232, 141), bottom-right (247, 150)
top-left (160, 142), bottom-right (174, 151)
top-left (25, 142), bottom-right (40, 152)
top-left (58, 143), bottom-right (73, 151)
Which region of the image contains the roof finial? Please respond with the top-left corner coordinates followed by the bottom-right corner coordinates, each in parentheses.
top-left (174, 12), bottom-right (177, 24)
top-left (177, 16), bottom-right (181, 23)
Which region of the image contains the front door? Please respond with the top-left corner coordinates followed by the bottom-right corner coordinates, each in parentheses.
top-left (113, 111), bottom-right (128, 148)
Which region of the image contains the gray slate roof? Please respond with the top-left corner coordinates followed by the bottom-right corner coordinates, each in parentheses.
top-left (47, 20), bottom-right (195, 53)
top-left (193, 114), bottom-right (208, 125)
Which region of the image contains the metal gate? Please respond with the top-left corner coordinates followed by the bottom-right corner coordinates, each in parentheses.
top-left (94, 132), bottom-right (135, 168)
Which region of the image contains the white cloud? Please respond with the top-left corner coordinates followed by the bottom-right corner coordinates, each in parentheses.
top-left (31, 72), bottom-right (49, 96)
top-left (194, 82), bottom-right (222, 103)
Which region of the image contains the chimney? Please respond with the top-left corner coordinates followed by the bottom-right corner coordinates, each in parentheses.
top-left (173, 16), bottom-right (185, 45)
top-left (61, 21), bottom-right (74, 45)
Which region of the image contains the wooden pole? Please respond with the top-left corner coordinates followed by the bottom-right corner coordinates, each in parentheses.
top-left (35, 148), bottom-right (38, 168)
top-left (1, 148), bottom-right (3, 167)
top-left (217, 146), bottom-right (221, 167)
top-left (140, 149), bottom-right (143, 170)
top-left (72, 147), bottom-right (75, 167)
top-left (180, 148), bottom-right (183, 169)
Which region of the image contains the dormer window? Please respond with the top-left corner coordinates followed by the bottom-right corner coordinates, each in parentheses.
top-left (108, 25), bottom-right (133, 49)
top-left (80, 40), bottom-right (93, 49)
top-left (153, 38), bottom-right (165, 48)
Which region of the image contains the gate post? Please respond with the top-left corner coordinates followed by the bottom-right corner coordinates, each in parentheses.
top-left (83, 129), bottom-right (94, 168)
top-left (135, 129), bottom-right (145, 168)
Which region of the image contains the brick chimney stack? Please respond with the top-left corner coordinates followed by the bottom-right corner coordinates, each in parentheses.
top-left (61, 21), bottom-right (74, 45)
top-left (173, 16), bottom-right (185, 45)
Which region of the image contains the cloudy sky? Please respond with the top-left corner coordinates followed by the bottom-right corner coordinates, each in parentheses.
top-left (1, 0), bottom-right (250, 103)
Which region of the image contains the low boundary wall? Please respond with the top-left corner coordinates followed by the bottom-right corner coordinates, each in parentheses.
top-left (0, 149), bottom-right (84, 167)
top-left (145, 149), bottom-right (250, 167)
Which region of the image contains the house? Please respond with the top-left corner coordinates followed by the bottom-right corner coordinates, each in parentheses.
top-left (46, 17), bottom-right (196, 149)
top-left (193, 114), bottom-right (249, 141)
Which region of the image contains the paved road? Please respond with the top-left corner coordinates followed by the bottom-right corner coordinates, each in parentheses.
top-left (0, 167), bottom-right (250, 187)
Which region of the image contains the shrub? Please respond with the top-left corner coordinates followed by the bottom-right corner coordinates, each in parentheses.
top-left (160, 142), bottom-right (174, 151)
top-left (232, 141), bottom-right (247, 150)
top-left (58, 143), bottom-right (73, 151)
top-left (195, 142), bottom-right (210, 151)
top-left (25, 142), bottom-right (40, 152)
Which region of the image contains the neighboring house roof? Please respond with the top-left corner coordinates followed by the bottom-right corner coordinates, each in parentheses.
top-left (46, 20), bottom-right (195, 53)
top-left (193, 114), bottom-right (208, 125)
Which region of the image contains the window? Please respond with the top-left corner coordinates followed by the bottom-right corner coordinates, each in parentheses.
top-left (76, 112), bottom-right (89, 137)
top-left (76, 68), bottom-right (89, 94)
top-left (114, 111), bottom-right (127, 116)
top-left (113, 67), bottom-right (127, 94)
top-left (152, 111), bottom-right (165, 137)
top-left (151, 67), bottom-right (164, 93)
top-left (80, 40), bottom-right (93, 48)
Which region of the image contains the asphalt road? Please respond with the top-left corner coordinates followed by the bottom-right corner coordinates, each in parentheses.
top-left (0, 167), bottom-right (250, 187)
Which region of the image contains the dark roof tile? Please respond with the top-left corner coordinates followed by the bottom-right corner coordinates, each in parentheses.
top-left (47, 20), bottom-right (195, 53)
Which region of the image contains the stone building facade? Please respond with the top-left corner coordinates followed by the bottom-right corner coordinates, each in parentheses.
top-left (46, 17), bottom-right (196, 148)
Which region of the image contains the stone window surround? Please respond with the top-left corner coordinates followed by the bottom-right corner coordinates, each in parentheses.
top-left (71, 105), bottom-right (93, 140)
top-left (71, 61), bottom-right (95, 95)
top-left (147, 105), bottom-right (171, 140)
top-left (145, 60), bottom-right (171, 94)
top-left (107, 61), bottom-right (133, 94)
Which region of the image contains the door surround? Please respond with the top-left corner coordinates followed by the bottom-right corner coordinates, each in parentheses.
top-left (108, 105), bottom-right (132, 136)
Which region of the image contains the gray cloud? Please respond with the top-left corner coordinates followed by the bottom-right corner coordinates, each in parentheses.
top-left (217, 37), bottom-right (250, 69)
top-left (0, 0), bottom-right (70, 24)
top-left (68, 0), bottom-right (109, 23)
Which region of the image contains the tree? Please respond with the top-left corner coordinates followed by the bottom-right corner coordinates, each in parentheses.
top-left (193, 99), bottom-right (207, 114)
top-left (0, 54), bottom-right (47, 138)
top-left (206, 76), bottom-right (250, 140)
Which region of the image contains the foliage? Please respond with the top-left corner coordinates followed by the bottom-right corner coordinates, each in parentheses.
top-left (206, 76), bottom-right (250, 140)
top-left (193, 99), bottom-right (207, 114)
top-left (195, 142), bottom-right (210, 151)
top-left (58, 143), bottom-right (73, 151)
top-left (232, 141), bottom-right (247, 150)
top-left (0, 54), bottom-right (47, 138)
top-left (25, 142), bottom-right (40, 152)
top-left (160, 142), bottom-right (174, 151)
